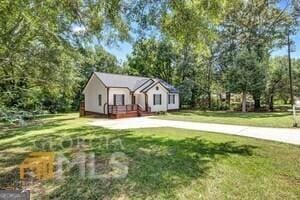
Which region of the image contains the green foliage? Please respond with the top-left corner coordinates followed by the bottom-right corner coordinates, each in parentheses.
top-left (0, 0), bottom-right (298, 117)
top-left (79, 47), bottom-right (121, 79)
top-left (127, 38), bottom-right (175, 83)
top-left (215, 0), bottom-right (295, 110)
top-left (226, 48), bottom-right (266, 95)
top-left (0, 0), bottom-right (126, 119)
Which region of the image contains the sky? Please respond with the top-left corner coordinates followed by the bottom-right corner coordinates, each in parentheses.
top-left (272, 0), bottom-right (300, 58)
top-left (104, 41), bottom-right (133, 63)
top-left (103, 0), bottom-right (300, 63)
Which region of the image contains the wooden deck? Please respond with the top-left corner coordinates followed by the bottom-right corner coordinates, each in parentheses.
top-left (108, 104), bottom-right (152, 119)
top-left (80, 102), bottom-right (152, 119)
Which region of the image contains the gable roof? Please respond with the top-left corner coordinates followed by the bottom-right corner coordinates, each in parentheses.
top-left (157, 79), bottom-right (178, 93)
top-left (140, 79), bottom-right (167, 93)
top-left (93, 72), bottom-right (178, 93)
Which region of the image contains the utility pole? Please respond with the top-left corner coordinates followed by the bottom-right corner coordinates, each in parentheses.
top-left (287, 31), bottom-right (294, 106)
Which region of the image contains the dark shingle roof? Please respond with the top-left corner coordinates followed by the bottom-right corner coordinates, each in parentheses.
top-left (159, 79), bottom-right (178, 93)
top-left (94, 72), bottom-right (178, 93)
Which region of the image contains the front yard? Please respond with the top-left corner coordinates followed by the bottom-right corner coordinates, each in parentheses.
top-left (156, 110), bottom-right (300, 128)
top-left (0, 113), bottom-right (299, 199)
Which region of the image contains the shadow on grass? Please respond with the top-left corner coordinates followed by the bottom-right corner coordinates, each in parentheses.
top-left (45, 126), bottom-right (255, 199)
top-left (170, 110), bottom-right (290, 119)
top-left (0, 123), bottom-right (256, 199)
top-left (0, 117), bottom-right (78, 142)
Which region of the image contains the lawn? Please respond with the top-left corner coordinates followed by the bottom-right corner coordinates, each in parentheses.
top-left (155, 110), bottom-right (300, 128)
top-left (0, 113), bottom-right (299, 199)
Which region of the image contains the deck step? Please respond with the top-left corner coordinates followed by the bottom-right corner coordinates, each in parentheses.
top-left (110, 111), bottom-right (139, 119)
top-left (109, 110), bottom-right (153, 119)
top-left (138, 111), bottom-right (153, 117)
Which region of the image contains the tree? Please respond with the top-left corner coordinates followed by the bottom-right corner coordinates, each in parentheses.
top-left (217, 0), bottom-right (294, 110)
top-left (127, 38), bottom-right (175, 83)
top-left (266, 57), bottom-right (290, 110)
top-left (266, 56), bottom-right (300, 108)
top-left (226, 48), bottom-right (265, 112)
top-left (79, 47), bottom-right (121, 80)
top-left (175, 45), bottom-right (200, 107)
top-left (0, 0), bottom-right (129, 116)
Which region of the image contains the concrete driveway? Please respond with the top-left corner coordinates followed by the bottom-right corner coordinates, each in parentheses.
top-left (89, 117), bottom-right (300, 145)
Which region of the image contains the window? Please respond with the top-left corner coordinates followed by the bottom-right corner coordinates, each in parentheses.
top-left (153, 94), bottom-right (161, 105)
top-left (156, 86), bottom-right (159, 90)
top-left (114, 94), bottom-right (125, 106)
top-left (168, 94), bottom-right (175, 104)
top-left (98, 94), bottom-right (102, 106)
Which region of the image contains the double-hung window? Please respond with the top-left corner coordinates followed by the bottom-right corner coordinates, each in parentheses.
top-left (168, 94), bottom-right (175, 104)
top-left (153, 94), bottom-right (162, 105)
top-left (113, 94), bottom-right (125, 106)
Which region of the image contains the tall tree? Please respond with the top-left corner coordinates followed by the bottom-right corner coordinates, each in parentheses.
top-left (127, 38), bottom-right (175, 83)
top-left (175, 44), bottom-right (200, 107)
top-left (0, 0), bottom-right (129, 114)
top-left (266, 57), bottom-right (290, 110)
top-left (218, 0), bottom-right (293, 110)
top-left (226, 48), bottom-right (265, 112)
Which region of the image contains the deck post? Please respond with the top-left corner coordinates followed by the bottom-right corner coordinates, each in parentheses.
top-left (145, 94), bottom-right (148, 112)
top-left (293, 105), bottom-right (298, 127)
top-left (107, 87), bottom-right (109, 118)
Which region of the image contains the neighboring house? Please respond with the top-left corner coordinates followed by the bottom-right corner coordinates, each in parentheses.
top-left (82, 72), bottom-right (179, 118)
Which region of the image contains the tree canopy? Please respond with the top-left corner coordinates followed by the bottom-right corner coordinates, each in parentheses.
top-left (0, 0), bottom-right (299, 121)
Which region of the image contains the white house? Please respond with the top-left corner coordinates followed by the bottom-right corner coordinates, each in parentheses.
top-left (82, 72), bottom-right (179, 118)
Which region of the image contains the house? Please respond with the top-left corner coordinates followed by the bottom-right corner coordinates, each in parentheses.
top-left (82, 72), bottom-right (179, 118)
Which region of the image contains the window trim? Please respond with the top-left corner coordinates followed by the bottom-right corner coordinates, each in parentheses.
top-left (98, 94), bottom-right (102, 106)
top-left (168, 94), bottom-right (176, 104)
top-left (153, 94), bottom-right (162, 105)
top-left (113, 94), bottom-right (125, 106)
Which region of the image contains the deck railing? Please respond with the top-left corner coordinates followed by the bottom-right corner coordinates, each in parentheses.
top-left (108, 104), bottom-right (137, 114)
top-left (108, 104), bottom-right (151, 114)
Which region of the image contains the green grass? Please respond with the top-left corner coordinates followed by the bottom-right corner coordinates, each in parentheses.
top-left (155, 110), bottom-right (300, 128)
top-left (0, 113), bottom-right (299, 199)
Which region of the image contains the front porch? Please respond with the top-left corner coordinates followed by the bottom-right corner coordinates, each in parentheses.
top-left (107, 104), bottom-right (152, 119)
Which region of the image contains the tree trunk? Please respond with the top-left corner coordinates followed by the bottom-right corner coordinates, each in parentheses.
top-left (208, 91), bottom-right (212, 110)
top-left (242, 91), bottom-right (247, 112)
top-left (226, 92), bottom-right (231, 108)
top-left (253, 95), bottom-right (261, 111)
top-left (268, 95), bottom-right (274, 111)
top-left (191, 86), bottom-right (197, 108)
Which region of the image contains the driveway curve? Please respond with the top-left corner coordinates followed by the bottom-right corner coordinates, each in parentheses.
top-left (89, 117), bottom-right (300, 145)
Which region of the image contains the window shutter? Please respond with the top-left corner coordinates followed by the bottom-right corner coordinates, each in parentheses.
top-left (98, 94), bottom-right (102, 106)
top-left (159, 94), bottom-right (161, 105)
top-left (113, 95), bottom-right (116, 105)
top-left (173, 95), bottom-right (175, 104)
top-left (122, 94), bottom-right (125, 105)
top-left (153, 94), bottom-right (156, 105)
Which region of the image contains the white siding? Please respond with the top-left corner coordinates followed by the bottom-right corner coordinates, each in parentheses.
top-left (108, 88), bottom-right (132, 105)
top-left (135, 93), bottom-right (146, 110)
top-left (83, 74), bottom-right (107, 114)
top-left (83, 74), bottom-right (179, 114)
top-left (146, 84), bottom-right (168, 112)
top-left (167, 93), bottom-right (179, 110)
